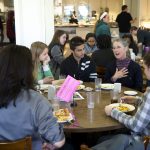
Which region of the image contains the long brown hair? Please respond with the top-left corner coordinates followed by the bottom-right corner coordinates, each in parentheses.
top-left (48, 30), bottom-right (68, 56)
top-left (30, 41), bottom-right (48, 78)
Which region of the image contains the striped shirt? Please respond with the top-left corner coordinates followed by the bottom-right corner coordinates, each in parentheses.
top-left (111, 87), bottom-right (150, 140)
top-left (60, 54), bottom-right (97, 82)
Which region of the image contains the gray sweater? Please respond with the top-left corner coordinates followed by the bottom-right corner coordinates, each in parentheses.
top-left (0, 89), bottom-right (64, 150)
top-left (49, 45), bottom-right (64, 79)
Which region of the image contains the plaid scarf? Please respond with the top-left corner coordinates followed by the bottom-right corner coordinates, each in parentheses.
top-left (116, 58), bottom-right (131, 70)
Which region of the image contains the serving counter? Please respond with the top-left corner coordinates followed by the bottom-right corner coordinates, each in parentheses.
top-left (55, 23), bottom-right (119, 39)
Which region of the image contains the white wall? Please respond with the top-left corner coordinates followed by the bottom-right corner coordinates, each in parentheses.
top-left (14, 0), bottom-right (54, 48)
top-left (0, 0), bottom-right (4, 12)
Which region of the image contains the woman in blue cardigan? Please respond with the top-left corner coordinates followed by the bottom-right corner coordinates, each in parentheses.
top-left (105, 38), bottom-right (143, 91)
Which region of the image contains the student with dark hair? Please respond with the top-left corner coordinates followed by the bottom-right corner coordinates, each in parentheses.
top-left (116, 5), bottom-right (136, 38)
top-left (6, 10), bottom-right (15, 43)
top-left (48, 30), bottom-right (68, 79)
top-left (84, 33), bottom-right (98, 55)
top-left (60, 36), bottom-right (97, 82)
top-left (122, 34), bottom-right (139, 55)
top-left (69, 11), bottom-right (78, 24)
top-left (0, 45), bottom-right (65, 150)
top-left (91, 34), bottom-right (115, 67)
top-left (130, 26), bottom-right (150, 56)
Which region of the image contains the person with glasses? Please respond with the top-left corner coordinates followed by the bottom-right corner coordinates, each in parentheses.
top-left (84, 33), bottom-right (98, 56)
top-left (104, 38), bottom-right (143, 91)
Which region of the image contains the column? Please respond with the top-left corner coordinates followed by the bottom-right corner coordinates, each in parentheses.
top-left (14, 0), bottom-right (54, 47)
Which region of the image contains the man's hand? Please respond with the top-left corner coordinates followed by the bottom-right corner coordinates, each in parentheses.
top-left (105, 105), bottom-right (115, 116)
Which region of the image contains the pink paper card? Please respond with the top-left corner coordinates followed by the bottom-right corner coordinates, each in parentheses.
top-left (56, 75), bottom-right (80, 102)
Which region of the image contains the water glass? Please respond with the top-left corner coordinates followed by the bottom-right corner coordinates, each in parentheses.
top-left (51, 97), bottom-right (60, 111)
top-left (86, 92), bottom-right (95, 109)
top-left (95, 78), bottom-right (102, 91)
top-left (110, 90), bottom-right (119, 104)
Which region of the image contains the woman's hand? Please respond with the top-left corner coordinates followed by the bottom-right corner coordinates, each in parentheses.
top-left (112, 68), bottom-right (128, 82)
top-left (105, 105), bottom-right (115, 116)
top-left (120, 96), bottom-right (137, 104)
top-left (43, 77), bottom-right (54, 84)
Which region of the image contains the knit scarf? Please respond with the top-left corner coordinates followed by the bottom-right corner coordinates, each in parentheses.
top-left (116, 58), bottom-right (131, 70)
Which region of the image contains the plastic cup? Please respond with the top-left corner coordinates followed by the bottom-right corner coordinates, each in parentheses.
top-left (95, 78), bottom-right (102, 91)
top-left (114, 83), bottom-right (121, 93)
top-left (86, 92), bottom-right (95, 109)
top-left (51, 97), bottom-right (60, 111)
top-left (110, 90), bottom-right (119, 104)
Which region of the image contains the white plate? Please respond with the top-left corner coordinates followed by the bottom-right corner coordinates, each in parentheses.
top-left (39, 84), bottom-right (51, 90)
top-left (109, 103), bottom-right (135, 112)
top-left (77, 85), bottom-right (85, 90)
top-left (124, 91), bottom-right (138, 96)
top-left (101, 84), bottom-right (114, 90)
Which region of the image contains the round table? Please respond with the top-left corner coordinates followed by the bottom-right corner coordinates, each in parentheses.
top-left (63, 82), bottom-right (142, 133)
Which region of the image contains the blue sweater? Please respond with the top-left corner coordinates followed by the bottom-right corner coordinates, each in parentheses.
top-left (105, 60), bottom-right (143, 91)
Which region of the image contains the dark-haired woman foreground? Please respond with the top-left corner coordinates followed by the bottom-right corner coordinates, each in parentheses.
top-left (0, 45), bottom-right (65, 150)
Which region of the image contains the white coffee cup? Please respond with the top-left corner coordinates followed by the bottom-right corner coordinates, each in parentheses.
top-left (114, 83), bottom-right (121, 93)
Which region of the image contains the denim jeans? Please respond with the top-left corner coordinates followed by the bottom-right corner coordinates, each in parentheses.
top-left (91, 134), bottom-right (144, 150)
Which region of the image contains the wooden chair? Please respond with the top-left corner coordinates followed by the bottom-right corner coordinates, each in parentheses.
top-left (0, 137), bottom-right (32, 150)
top-left (80, 144), bottom-right (91, 150)
top-left (144, 136), bottom-right (150, 150)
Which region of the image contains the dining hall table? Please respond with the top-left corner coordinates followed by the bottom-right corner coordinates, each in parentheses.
top-left (50, 82), bottom-right (143, 133)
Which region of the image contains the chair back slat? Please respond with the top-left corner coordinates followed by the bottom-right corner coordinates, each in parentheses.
top-left (0, 137), bottom-right (32, 150)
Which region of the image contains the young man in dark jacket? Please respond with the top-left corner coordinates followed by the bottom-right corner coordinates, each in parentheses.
top-left (60, 36), bottom-right (97, 82)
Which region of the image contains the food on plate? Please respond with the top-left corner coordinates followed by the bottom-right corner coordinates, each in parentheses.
top-left (77, 85), bottom-right (85, 90)
top-left (84, 87), bottom-right (93, 91)
top-left (54, 108), bottom-right (70, 122)
top-left (114, 105), bottom-right (130, 112)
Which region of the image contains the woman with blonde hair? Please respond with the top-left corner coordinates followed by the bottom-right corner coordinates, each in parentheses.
top-left (31, 41), bottom-right (54, 84)
top-left (105, 38), bottom-right (143, 91)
